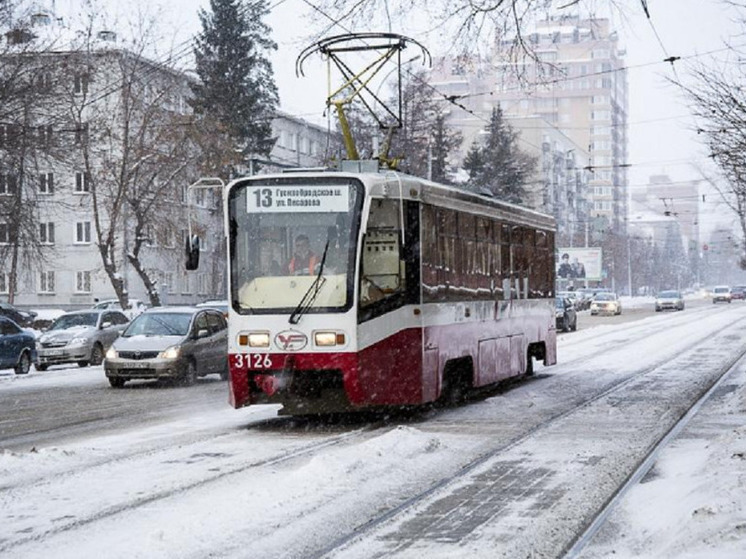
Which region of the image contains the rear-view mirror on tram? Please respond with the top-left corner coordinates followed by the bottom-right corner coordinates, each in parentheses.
top-left (185, 234), bottom-right (201, 270)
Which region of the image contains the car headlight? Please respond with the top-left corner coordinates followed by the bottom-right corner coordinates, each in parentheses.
top-left (69, 337), bottom-right (89, 347)
top-left (158, 346), bottom-right (180, 359)
top-left (106, 347), bottom-right (118, 359)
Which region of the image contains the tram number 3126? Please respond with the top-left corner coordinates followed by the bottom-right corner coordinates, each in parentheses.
top-left (234, 353), bottom-right (273, 369)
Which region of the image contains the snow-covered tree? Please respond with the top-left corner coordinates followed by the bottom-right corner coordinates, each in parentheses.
top-left (191, 0), bottom-right (279, 171)
top-left (463, 105), bottom-right (536, 205)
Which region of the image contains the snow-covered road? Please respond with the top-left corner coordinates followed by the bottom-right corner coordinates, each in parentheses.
top-left (1, 299), bottom-right (745, 558)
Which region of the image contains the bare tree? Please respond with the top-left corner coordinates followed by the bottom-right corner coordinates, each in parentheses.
top-left (0, 7), bottom-right (69, 302)
top-left (677, 37), bottom-right (746, 267)
top-left (74, 39), bottom-right (234, 307)
top-left (312, 1), bottom-right (627, 59)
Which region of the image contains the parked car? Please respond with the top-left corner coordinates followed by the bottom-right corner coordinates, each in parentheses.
top-left (0, 316), bottom-right (36, 374)
top-left (730, 286), bottom-right (746, 300)
top-left (36, 310), bottom-right (130, 371)
top-left (557, 291), bottom-right (583, 311)
top-left (92, 298), bottom-right (147, 319)
top-left (655, 290), bottom-right (685, 312)
top-left (195, 300), bottom-right (229, 318)
top-left (555, 296), bottom-right (578, 332)
top-left (712, 285), bottom-right (732, 304)
top-left (590, 292), bottom-right (622, 315)
top-left (104, 307), bottom-right (228, 388)
top-left (0, 302), bottom-right (37, 328)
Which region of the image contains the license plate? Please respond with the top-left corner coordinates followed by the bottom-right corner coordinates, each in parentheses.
top-left (124, 362), bottom-right (151, 369)
top-left (44, 349), bottom-right (64, 356)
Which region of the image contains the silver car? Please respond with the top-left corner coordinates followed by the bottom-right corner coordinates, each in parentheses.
top-left (104, 307), bottom-right (228, 388)
top-left (655, 290), bottom-right (685, 311)
top-left (36, 310), bottom-right (130, 370)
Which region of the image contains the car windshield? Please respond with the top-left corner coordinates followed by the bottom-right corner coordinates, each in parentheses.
top-left (122, 313), bottom-right (192, 337)
top-left (49, 313), bottom-right (99, 330)
top-left (595, 293), bottom-right (615, 301)
top-left (658, 291), bottom-right (680, 298)
top-left (714, 287), bottom-right (729, 293)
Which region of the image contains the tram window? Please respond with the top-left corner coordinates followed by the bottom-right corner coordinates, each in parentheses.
top-left (360, 199), bottom-right (405, 307)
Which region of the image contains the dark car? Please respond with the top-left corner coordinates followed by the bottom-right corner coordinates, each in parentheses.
top-left (104, 307), bottom-right (228, 388)
top-left (36, 310), bottom-right (130, 370)
top-left (731, 286), bottom-right (746, 300)
top-left (0, 302), bottom-right (37, 328)
top-left (0, 316), bottom-right (36, 374)
top-left (555, 296), bottom-right (577, 332)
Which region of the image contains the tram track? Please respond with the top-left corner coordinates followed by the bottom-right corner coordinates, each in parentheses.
top-left (551, 302), bottom-right (733, 371)
top-left (562, 347), bottom-right (746, 558)
top-left (0, 418), bottom-right (393, 554)
top-left (305, 310), bottom-right (746, 559)
top-left (4, 305), bottom-right (746, 558)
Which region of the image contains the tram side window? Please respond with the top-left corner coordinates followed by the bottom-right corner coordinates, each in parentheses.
top-left (360, 199), bottom-right (405, 308)
top-left (421, 204), bottom-right (439, 301)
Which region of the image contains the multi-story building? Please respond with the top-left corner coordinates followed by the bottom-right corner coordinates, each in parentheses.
top-left (430, 14), bottom-right (628, 240)
top-left (0, 13), bottom-right (339, 310)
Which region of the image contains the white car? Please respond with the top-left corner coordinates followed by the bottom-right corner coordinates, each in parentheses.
top-left (590, 292), bottom-right (622, 315)
top-left (712, 286), bottom-right (732, 304)
top-left (92, 298), bottom-right (147, 319)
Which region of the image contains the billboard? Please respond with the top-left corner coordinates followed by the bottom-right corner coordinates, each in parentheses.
top-left (556, 247), bottom-right (603, 282)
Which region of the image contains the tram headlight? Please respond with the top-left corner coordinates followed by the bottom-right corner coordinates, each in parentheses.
top-left (247, 332), bottom-right (270, 348)
top-left (314, 331), bottom-right (345, 347)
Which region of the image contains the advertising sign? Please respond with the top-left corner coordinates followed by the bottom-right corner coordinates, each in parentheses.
top-left (246, 185), bottom-right (349, 213)
top-left (556, 247), bottom-right (603, 282)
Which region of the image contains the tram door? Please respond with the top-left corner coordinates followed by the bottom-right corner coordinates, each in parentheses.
top-left (357, 198), bottom-right (423, 405)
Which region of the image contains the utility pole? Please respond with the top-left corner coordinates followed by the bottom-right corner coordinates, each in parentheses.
top-left (627, 235), bottom-right (632, 297)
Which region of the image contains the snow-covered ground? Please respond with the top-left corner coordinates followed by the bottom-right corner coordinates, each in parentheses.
top-left (0, 300), bottom-right (744, 558)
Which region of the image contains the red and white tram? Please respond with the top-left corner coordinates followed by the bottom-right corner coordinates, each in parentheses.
top-left (223, 169), bottom-right (556, 415)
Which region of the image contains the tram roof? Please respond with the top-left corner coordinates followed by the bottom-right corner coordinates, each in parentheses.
top-left (229, 169), bottom-right (556, 231)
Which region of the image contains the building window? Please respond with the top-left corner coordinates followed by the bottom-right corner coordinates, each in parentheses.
top-left (181, 271), bottom-right (191, 294)
top-left (39, 271), bottom-right (55, 293)
top-left (75, 221), bottom-right (91, 243)
top-left (75, 123), bottom-right (89, 146)
top-left (159, 227), bottom-right (174, 248)
top-left (37, 125), bottom-right (53, 147)
top-left (0, 173), bottom-right (18, 195)
top-left (35, 72), bottom-right (52, 92)
top-left (74, 73), bottom-right (89, 95)
top-left (76, 271), bottom-right (91, 293)
top-left (75, 172), bottom-right (90, 192)
top-left (39, 222), bottom-right (55, 244)
top-left (39, 172), bottom-right (54, 194)
top-left (164, 272), bottom-right (176, 294)
top-left (0, 273), bottom-right (8, 294)
top-left (0, 223), bottom-right (8, 244)
top-left (198, 273), bottom-right (209, 295)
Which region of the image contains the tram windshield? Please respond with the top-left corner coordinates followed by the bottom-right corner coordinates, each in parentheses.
top-left (228, 177), bottom-right (364, 315)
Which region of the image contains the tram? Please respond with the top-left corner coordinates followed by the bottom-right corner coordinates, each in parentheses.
top-left (210, 167), bottom-right (556, 414)
top-left (185, 32), bottom-right (557, 414)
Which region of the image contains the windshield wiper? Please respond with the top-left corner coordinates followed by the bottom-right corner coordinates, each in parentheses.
top-left (289, 240), bottom-right (329, 325)
top-left (149, 316), bottom-right (180, 335)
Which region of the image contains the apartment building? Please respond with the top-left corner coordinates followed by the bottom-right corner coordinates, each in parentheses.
top-left (0, 16), bottom-right (339, 309)
top-left (430, 14), bottom-right (628, 239)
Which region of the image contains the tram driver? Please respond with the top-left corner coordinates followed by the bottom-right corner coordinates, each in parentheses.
top-left (288, 234), bottom-right (319, 275)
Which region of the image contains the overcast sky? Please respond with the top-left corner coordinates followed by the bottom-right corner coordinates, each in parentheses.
top-left (75, 0), bottom-right (744, 235)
